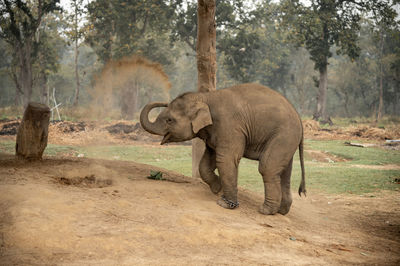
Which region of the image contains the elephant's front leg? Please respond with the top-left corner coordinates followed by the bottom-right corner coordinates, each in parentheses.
top-left (215, 150), bottom-right (242, 209)
top-left (199, 146), bottom-right (221, 194)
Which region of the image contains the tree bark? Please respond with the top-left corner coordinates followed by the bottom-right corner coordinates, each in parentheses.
top-left (17, 42), bottom-right (33, 108)
top-left (10, 64), bottom-right (23, 106)
top-left (121, 82), bottom-right (139, 120)
top-left (73, 38), bottom-right (80, 106)
top-left (73, 2), bottom-right (81, 107)
top-left (377, 31), bottom-right (384, 122)
top-left (313, 64), bottom-right (328, 121)
top-left (193, 0), bottom-right (217, 178)
top-left (16, 102), bottom-right (51, 160)
top-left (39, 71), bottom-right (48, 104)
top-left (196, 0), bottom-right (217, 93)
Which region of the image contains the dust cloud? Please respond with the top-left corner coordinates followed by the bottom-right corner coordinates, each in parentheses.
top-left (90, 56), bottom-right (171, 120)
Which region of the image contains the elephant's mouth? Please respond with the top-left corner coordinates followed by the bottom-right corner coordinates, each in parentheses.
top-left (161, 132), bottom-right (172, 145)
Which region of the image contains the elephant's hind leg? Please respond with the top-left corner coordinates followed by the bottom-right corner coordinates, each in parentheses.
top-left (258, 137), bottom-right (294, 215)
top-left (278, 158), bottom-right (293, 215)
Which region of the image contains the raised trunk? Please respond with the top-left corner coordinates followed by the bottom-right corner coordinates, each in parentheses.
top-left (139, 102), bottom-right (168, 135)
top-left (193, 0), bottom-right (217, 178)
top-left (313, 64), bottom-right (328, 121)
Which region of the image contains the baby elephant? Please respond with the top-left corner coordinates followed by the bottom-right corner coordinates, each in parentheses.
top-left (140, 83), bottom-right (306, 215)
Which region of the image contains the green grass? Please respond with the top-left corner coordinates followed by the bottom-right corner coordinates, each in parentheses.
top-left (305, 140), bottom-right (400, 165)
top-left (319, 116), bottom-right (400, 128)
top-left (1, 139), bottom-right (399, 195)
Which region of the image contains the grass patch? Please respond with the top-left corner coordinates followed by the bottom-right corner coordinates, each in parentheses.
top-left (0, 139), bottom-right (399, 195)
top-left (0, 141), bottom-right (78, 157)
top-left (318, 116), bottom-right (400, 128)
top-left (304, 140), bottom-right (400, 165)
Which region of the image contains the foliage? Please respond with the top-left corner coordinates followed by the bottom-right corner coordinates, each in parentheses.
top-left (33, 11), bottom-right (66, 103)
top-left (85, 0), bottom-right (179, 64)
top-left (0, 0), bottom-right (399, 119)
top-left (219, 1), bottom-right (292, 92)
top-left (279, 0), bottom-right (398, 120)
top-left (172, 0), bottom-right (244, 51)
top-left (147, 170), bottom-right (165, 180)
top-left (0, 0), bottom-right (61, 106)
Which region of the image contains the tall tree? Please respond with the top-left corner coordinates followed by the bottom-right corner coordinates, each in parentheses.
top-left (0, 0), bottom-right (60, 107)
top-left (66, 0), bottom-right (85, 106)
top-left (86, 0), bottom-right (178, 64)
top-left (371, 6), bottom-right (399, 121)
top-left (35, 11), bottom-right (65, 105)
top-left (197, 0), bottom-right (217, 92)
top-left (219, 2), bottom-right (292, 94)
top-left (85, 0), bottom-right (115, 63)
top-left (280, 0), bottom-right (395, 121)
top-left (172, 0), bottom-right (243, 53)
top-left (192, 0), bottom-right (217, 178)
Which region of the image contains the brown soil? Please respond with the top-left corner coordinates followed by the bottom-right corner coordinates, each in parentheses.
top-left (0, 153), bottom-right (399, 265)
top-left (302, 120), bottom-right (400, 141)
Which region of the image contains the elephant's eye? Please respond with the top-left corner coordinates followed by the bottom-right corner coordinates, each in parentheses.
top-left (166, 118), bottom-right (174, 124)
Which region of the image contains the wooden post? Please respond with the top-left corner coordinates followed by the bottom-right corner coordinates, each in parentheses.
top-left (16, 102), bottom-right (51, 160)
top-left (193, 0), bottom-right (217, 178)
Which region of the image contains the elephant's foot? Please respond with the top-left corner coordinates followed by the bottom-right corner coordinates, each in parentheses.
top-left (217, 196), bottom-right (239, 209)
top-left (210, 181), bottom-right (222, 194)
top-left (278, 199), bottom-right (292, 215)
top-left (258, 202), bottom-right (280, 215)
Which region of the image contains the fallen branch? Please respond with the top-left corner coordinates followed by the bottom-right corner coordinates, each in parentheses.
top-left (344, 142), bottom-right (377, 148)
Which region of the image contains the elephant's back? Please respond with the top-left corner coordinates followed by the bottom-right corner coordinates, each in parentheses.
top-left (222, 83), bottom-right (296, 112)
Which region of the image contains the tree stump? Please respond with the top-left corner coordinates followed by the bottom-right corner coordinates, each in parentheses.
top-left (16, 102), bottom-right (51, 160)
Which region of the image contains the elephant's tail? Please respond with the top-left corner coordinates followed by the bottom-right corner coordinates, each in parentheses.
top-left (298, 137), bottom-right (307, 197)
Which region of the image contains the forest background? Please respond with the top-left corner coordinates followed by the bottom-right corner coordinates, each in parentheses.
top-left (0, 0), bottom-right (399, 122)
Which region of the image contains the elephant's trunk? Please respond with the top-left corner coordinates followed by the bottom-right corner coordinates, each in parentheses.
top-left (140, 102), bottom-right (168, 135)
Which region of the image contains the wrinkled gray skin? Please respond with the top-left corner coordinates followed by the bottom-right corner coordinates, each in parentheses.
top-left (140, 83), bottom-right (306, 215)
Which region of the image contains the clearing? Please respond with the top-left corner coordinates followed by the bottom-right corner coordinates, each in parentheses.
top-left (0, 119), bottom-right (399, 265)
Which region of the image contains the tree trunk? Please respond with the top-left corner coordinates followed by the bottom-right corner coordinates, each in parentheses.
top-left (313, 64), bottom-right (328, 121)
top-left (376, 31), bottom-right (384, 122)
top-left (343, 91), bottom-right (350, 117)
top-left (16, 41), bottom-right (33, 108)
top-left (16, 102), bottom-right (51, 160)
top-left (40, 71), bottom-right (48, 104)
top-left (11, 64), bottom-right (23, 106)
top-left (121, 82), bottom-right (139, 120)
top-left (73, 38), bottom-right (80, 106)
top-left (193, 0), bottom-right (217, 178)
top-left (73, 2), bottom-right (80, 107)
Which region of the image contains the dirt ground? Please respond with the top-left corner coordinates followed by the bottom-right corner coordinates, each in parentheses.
top-left (0, 153), bottom-right (399, 265)
top-left (0, 119), bottom-right (400, 265)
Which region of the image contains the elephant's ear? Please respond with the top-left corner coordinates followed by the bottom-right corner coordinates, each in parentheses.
top-left (191, 102), bottom-right (213, 134)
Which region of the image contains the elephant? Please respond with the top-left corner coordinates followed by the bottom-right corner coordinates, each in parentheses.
top-left (140, 83), bottom-right (306, 215)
